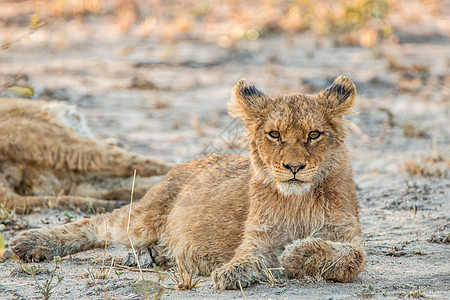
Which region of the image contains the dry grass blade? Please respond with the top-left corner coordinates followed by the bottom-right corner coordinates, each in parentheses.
top-left (260, 258), bottom-right (283, 285)
top-left (115, 265), bottom-right (161, 273)
top-left (320, 245), bottom-right (355, 278)
top-left (168, 261), bottom-right (202, 290)
top-left (127, 170), bottom-right (144, 281)
top-left (1, 10), bottom-right (47, 52)
top-left (238, 280), bottom-right (247, 300)
top-left (100, 223), bottom-right (108, 274)
top-left (86, 257), bottom-right (115, 282)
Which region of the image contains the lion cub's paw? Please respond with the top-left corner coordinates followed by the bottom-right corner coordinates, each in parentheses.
top-left (279, 243), bottom-right (309, 279)
top-left (121, 246), bottom-right (169, 269)
top-left (212, 264), bottom-right (256, 290)
top-left (279, 238), bottom-right (333, 279)
top-left (10, 231), bottom-right (54, 262)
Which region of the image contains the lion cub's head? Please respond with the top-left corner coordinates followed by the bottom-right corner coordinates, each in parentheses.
top-left (229, 75), bottom-right (357, 196)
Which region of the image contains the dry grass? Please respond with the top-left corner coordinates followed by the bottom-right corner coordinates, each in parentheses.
top-left (132, 275), bottom-right (166, 300)
top-left (0, 203), bottom-right (15, 222)
top-left (404, 159), bottom-right (448, 178)
top-left (1, 9), bottom-right (47, 52)
top-left (358, 284), bottom-right (375, 298)
top-left (403, 122), bottom-right (428, 138)
top-left (427, 233), bottom-right (450, 245)
top-left (0, 233), bottom-right (5, 261)
top-left (21, 256), bottom-right (64, 300)
top-left (404, 286), bottom-right (426, 298)
top-left (167, 261), bottom-right (202, 290)
top-left (4, 0), bottom-right (397, 47)
top-left (404, 138), bottom-right (448, 178)
top-left (85, 223), bottom-right (115, 284)
top-left (127, 169), bottom-right (145, 281)
top-left (260, 258), bottom-right (284, 286)
top-left (238, 280), bottom-right (247, 299)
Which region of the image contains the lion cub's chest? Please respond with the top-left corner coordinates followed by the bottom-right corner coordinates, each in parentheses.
top-left (259, 192), bottom-right (327, 247)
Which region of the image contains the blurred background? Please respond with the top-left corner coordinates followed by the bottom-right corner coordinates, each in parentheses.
top-left (1, 0), bottom-right (448, 163)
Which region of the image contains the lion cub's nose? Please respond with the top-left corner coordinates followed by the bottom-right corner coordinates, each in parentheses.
top-left (282, 163), bottom-right (307, 174)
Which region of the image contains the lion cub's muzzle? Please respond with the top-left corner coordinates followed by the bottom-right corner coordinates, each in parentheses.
top-left (271, 163), bottom-right (318, 183)
top-left (282, 162), bottom-right (307, 175)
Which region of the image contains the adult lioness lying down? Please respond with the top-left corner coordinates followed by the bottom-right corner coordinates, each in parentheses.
top-left (11, 76), bottom-right (366, 290)
top-left (0, 98), bottom-right (173, 213)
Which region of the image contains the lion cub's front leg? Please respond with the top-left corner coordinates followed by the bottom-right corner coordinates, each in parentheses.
top-left (212, 253), bottom-right (266, 290)
top-left (279, 237), bottom-right (366, 282)
top-left (211, 221), bottom-right (281, 290)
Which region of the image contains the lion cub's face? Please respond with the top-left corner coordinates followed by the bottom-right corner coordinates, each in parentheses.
top-left (229, 76), bottom-right (357, 196)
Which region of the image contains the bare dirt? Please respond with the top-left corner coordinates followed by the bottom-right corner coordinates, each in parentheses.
top-left (0, 1), bottom-right (449, 299)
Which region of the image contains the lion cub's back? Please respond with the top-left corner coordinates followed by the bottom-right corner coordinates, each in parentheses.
top-left (164, 154), bottom-right (251, 274)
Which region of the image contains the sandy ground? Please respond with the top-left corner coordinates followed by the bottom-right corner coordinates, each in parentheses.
top-left (1, 1), bottom-right (449, 299)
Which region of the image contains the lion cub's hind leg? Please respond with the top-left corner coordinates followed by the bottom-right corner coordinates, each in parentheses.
top-left (11, 176), bottom-right (177, 263)
top-left (121, 244), bottom-right (171, 269)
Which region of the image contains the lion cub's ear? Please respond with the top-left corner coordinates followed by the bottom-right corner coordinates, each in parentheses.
top-left (228, 79), bottom-right (269, 121)
top-left (321, 75), bottom-right (357, 117)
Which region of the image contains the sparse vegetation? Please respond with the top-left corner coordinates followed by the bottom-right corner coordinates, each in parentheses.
top-left (358, 284), bottom-right (375, 298)
top-left (238, 280), bottom-right (247, 300)
top-left (405, 286), bottom-right (426, 298)
top-left (2, 0), bottom-right (396, 47)
top-left (131, 266), bottom-right (166, 300)
top-left (57, 211), bottom-right (75, 224)
top-left (86, 258), bottom-right (115, 284)
top-left (86, 221), bottom-right (115, 285)
top-left (0, 203), bottom-right (15, 222)
top-left (168, 261), bottom-right (202, 290)
top-left (260, 258), bottom-right (284, 286)
top-left (0, 233), bottom-right (5, 261)
top-left (403, 122), bottom-right (428, 138)
top-left (127, 170), bottom-right (145, 281)
top-left (132, 278), bottom-right (166, 300)
top-left (428, 233), bottom-right (450, 245)
top-left (22, 257), bottom-right (64, 300)
top-left (404, 160), bottom-right (448, 178)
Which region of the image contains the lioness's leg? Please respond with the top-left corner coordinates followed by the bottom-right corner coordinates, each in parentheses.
top-left (0, 181), bottom-right (124, 213)
top-left (279, 237), bottom-right (366, 282)
top-left (79, 145), bottom-right (174, 178)
top-left (50, 140), bottom-right (173, 178)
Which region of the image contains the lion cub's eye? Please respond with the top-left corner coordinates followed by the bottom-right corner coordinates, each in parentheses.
top-left (308, 131), bottom-right (321, 140)
top-left (268, 130), bottom-right (281, 140)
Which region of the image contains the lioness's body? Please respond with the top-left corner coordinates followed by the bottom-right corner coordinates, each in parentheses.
top-left (0, 98), bottom-right (173, 212)
top-left (11, 76), bottom-right (366, 289)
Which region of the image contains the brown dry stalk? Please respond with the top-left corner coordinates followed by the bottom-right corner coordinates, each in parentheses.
top-left (127, 170), bottom-right (144, 281)
top-left (320, 245), bottom-right (355, 277)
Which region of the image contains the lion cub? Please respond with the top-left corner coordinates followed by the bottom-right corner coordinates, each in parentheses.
top-left (11, 76), bottom-right (365, 289)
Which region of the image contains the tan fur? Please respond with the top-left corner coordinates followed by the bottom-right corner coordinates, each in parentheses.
top-left (10, 76), bottom-right (366, 289)
top-left (0, 98), bottom-right (173, 213)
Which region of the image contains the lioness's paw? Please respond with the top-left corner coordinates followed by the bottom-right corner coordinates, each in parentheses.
top-left (10, 232), bottom-right (54, 262)
top-left (211, 264), bottom-right (255, 290)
